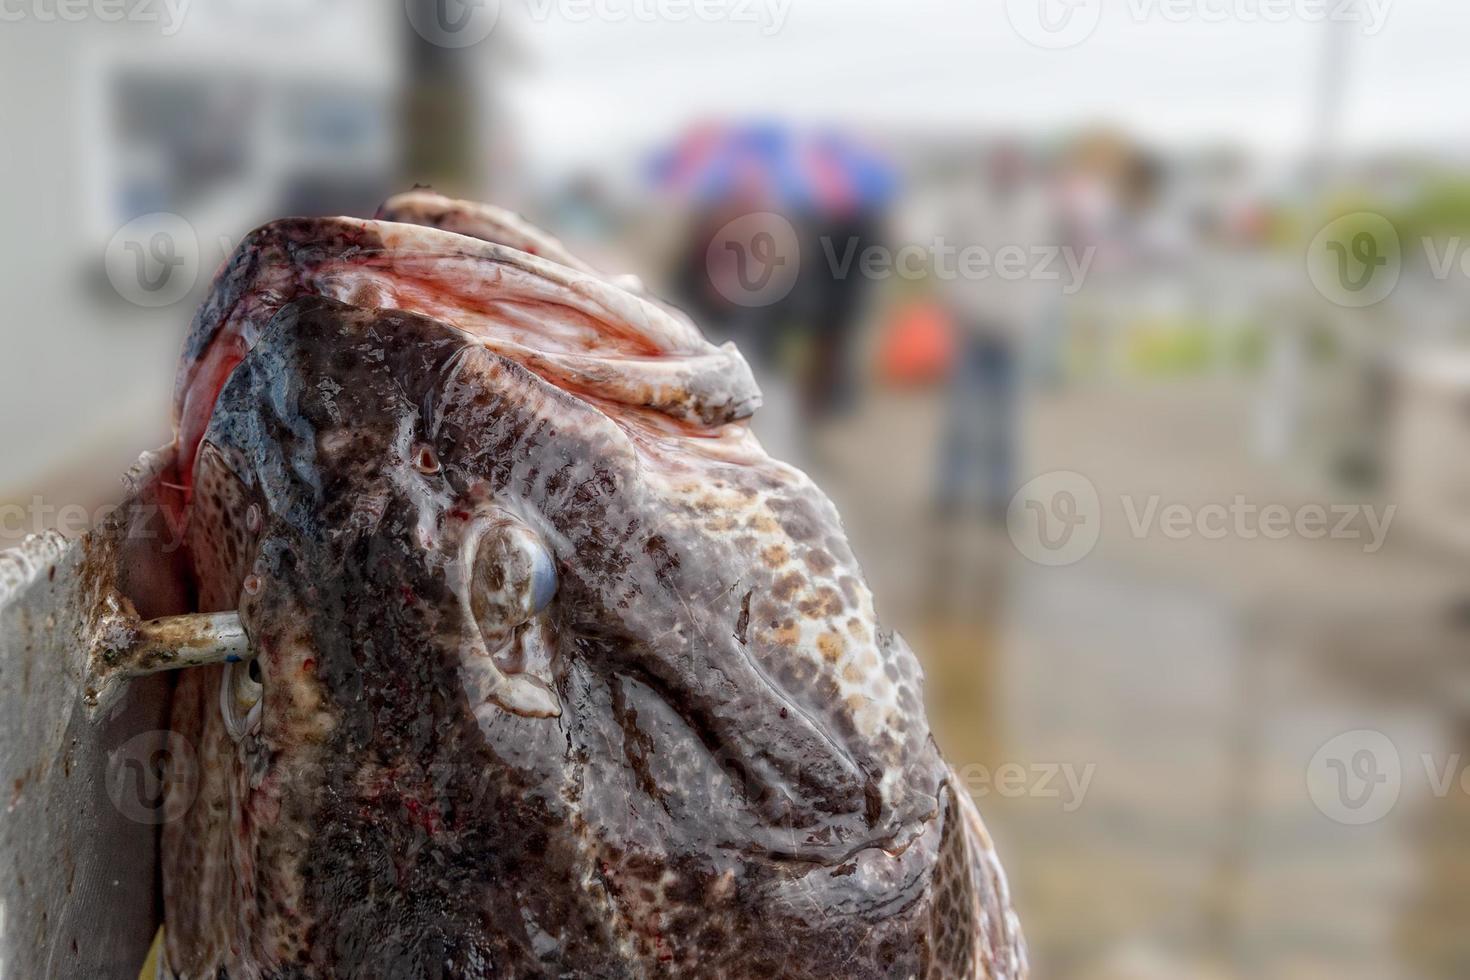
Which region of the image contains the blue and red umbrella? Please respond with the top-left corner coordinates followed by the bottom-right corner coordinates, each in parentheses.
top-left (649, 121), bottom-right (896, 215)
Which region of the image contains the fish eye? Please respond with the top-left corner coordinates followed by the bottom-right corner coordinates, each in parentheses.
top-left (464, 516), bottom-right (558, 646)
top-left (220, 657), bottom-right (263, 739)
top-left (526, 537), bottom-right (557, 614)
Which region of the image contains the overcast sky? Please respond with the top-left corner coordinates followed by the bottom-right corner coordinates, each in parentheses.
top-left (502, 0), bottom-right (1469, 175)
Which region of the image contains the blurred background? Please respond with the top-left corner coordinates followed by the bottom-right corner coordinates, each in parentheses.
top-left (4, 0), bottom-right (1470, 976)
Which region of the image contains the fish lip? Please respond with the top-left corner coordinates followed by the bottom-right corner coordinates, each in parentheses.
top-left (175, 210), bottom-right (763, 474)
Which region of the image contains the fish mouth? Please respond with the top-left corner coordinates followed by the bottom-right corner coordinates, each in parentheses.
top-left (173, 205), bottom-right (761, 489)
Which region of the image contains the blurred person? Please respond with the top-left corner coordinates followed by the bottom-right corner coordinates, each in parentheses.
top-left (548, 173), bottom-right (618, 245)
top-left (656, 123), bottom-right (895, 455)
top-left (932, 143), bottom-right (1054, 521)
top-left (797, 205), bottom-right (884, 421)
top-left (1056, 134), bottom-right (1181, 275)
top-left (674, 196), bottom-right (791, 367)
top-left (672, 198), bottom-right (809, 464)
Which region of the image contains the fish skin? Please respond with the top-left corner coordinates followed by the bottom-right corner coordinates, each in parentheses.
top-left (159, 199), bottom-right (1025, 979)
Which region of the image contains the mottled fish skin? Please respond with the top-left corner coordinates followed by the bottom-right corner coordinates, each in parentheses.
top-left (162, 199), bottom-right (1025, 979)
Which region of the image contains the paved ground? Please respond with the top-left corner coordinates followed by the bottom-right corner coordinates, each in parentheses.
top-left (813, 378), bottom-right (1470, 980)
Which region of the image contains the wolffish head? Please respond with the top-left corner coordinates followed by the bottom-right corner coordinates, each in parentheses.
top-left (161, 207), bottom-right (945, 978)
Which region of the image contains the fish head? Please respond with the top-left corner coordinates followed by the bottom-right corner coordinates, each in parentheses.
top-left (164, 219), bottom-right (946, 976)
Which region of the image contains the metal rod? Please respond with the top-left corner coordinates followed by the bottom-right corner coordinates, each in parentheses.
top-left (97, 611), bottom-right (250, 678)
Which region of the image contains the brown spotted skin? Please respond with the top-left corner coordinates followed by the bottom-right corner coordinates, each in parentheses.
top-left (162, 201), bottom-right (1025, 979)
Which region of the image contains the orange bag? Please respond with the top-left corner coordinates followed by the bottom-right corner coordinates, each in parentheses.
top-left (878, 300), bottom-right (955, 386)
